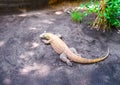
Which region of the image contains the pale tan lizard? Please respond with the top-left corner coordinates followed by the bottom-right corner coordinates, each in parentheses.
top-left (40, 32), bottom-right (109, 66)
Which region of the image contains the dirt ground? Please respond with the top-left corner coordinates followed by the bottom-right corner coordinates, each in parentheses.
top-left (0, 5), bottom-right (120, 85)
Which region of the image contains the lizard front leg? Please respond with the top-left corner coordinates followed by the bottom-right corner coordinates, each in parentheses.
top-left (60, 53), bottom-right (72, 66)
top-left (41, 39), bottom-right (51, 45)
top-left (56, 33), bottom-right (62, 39)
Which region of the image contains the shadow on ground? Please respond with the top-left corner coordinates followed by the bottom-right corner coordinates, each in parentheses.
top-left (0, 7), bottom-right (120, 85)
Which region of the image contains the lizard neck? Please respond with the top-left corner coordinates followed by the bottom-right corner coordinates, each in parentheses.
top-left (49, 36), bottom-right (57, 43)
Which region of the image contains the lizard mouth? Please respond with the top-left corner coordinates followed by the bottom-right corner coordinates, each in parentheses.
top-left (40, 37), bottom-right (45, 39)
top-left (40, 34), bottom-right (46, 39)
top-left (40, 36), bottom-right (49, 40)
top-left (40, 34), bottom-right (44, 38)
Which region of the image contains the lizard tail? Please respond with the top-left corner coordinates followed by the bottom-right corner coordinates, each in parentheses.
top-left (70, 48), bottom-right (109, 64)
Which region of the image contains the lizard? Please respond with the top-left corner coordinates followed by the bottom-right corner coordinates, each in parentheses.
top-left (40, 32), bottom-right (109, 66)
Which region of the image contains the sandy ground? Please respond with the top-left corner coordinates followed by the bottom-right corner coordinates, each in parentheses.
top-left (0, 7), bottom-right (120, 85)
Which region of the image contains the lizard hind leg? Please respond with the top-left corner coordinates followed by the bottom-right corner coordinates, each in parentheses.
top-left (60, 53), bottom-right (72, 66)
top-left (70, 47), bottom-right (80, 56)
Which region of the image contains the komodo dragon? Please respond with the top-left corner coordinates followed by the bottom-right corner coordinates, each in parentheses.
top-left (40, 32), bottom-right (109, 66)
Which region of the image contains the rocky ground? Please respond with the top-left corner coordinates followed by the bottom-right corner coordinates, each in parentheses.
top-left (0, 6), bottom-right (120, 85)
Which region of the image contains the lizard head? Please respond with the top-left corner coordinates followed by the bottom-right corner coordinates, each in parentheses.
top-left (40, 32), bottom-right (54, 40)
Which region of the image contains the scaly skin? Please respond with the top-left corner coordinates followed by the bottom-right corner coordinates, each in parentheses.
top-left (40, 32), bottom-right (109, 65)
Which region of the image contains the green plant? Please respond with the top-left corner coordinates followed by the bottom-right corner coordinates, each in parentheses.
top-left (92, 0), bottom-right (120, 31)
top-left (70, 11), bottom-right (88, 22)
top-left (70, 0), bottom-right (120, 31)
top-left (80, 1), bottom-right (99, 14)
top-left (105, 0), bottom-right (120, 28)
top-left (70, 11), bottom-right (83, 22)
top-left (70, 1), bottom-right (99, 23)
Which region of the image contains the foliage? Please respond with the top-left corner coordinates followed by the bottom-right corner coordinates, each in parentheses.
top-left (70, 0), bottom-right (120, 31)
top-left (70, 11), bottom-right (87, 22)
top-left (80, 1), bottom-right (99, 14)
top-left (93, 0), bottom-right (120, 31)
top-left (70, 1), bottom-right (99, 22)
top-left (105, 0), bottom-right (120, 28)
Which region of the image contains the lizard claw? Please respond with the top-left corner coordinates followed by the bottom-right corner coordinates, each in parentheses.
top-left (66, 61), bottom-right (73, 66)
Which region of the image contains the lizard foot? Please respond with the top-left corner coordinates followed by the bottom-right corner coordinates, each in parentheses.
top-left (60, 53), bottom-right (72, 66)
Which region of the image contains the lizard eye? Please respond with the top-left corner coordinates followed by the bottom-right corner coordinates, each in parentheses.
top-left (43, 35), bottom-right (49, 40)
top-left (40, 33), bottom-right (51, 40)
